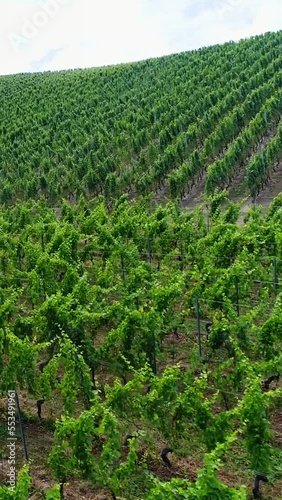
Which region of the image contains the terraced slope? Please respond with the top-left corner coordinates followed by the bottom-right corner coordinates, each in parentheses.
top-left (0, 30), bottom-right (281, 207)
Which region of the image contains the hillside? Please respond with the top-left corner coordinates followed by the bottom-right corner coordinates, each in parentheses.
top-left (0, 30), bottom-right (281, 208)
top-left (1, 31), bottom-right (282, 500)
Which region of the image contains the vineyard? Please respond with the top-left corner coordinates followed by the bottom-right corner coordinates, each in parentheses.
top-left (0, 30), bottom-right (282, 499)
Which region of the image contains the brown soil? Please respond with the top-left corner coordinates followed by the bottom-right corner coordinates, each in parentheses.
top-left (242, 163), bottom-right (282, 216)
top-left (179, 173), bottom-right (206, 210)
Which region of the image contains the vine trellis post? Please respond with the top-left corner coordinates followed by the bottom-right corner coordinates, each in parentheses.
top-left (15, 392), bottom-right (28, 461)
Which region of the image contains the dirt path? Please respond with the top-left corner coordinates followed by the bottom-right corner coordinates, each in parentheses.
top-left (248, 162), bottom-right (282, 214)
top-left (153, 162), bottom-right (282, 219)
top-left (233, 161), bottom-right (282, 224)
top-left (180, 173), bottom-right (206, 210)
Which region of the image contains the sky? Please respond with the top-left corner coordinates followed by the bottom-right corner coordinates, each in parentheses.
top-left (0, 0), bottom-right (281, 76)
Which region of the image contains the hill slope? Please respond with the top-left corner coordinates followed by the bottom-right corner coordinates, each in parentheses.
top-left (0, 30), bottom-right (281, 207)
top-left (1, 31), bottom-right (282, 500)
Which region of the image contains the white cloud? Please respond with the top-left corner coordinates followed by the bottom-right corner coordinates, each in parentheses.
top-left (0, 0), bottom-right (281, 75)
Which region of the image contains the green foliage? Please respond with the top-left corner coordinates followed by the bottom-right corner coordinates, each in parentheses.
top-left (45, 485), bottom-right (61, 500)
top-left (146, 437), bottom-right (247, 499)
top-left (50, 404), bottom-right (139, 498)
top-left (240, 378), bottom-right (273, 471)
top-left (0, 32), bottom-right (281, 203)
top-left (259, 314), bottom-right (282, 359)
top-left (1, 32), bottom-right (282, 497)
top-left (0, 329), bottom-right (36, 394)
top-left (0, 466), bottom-right (31, 499)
